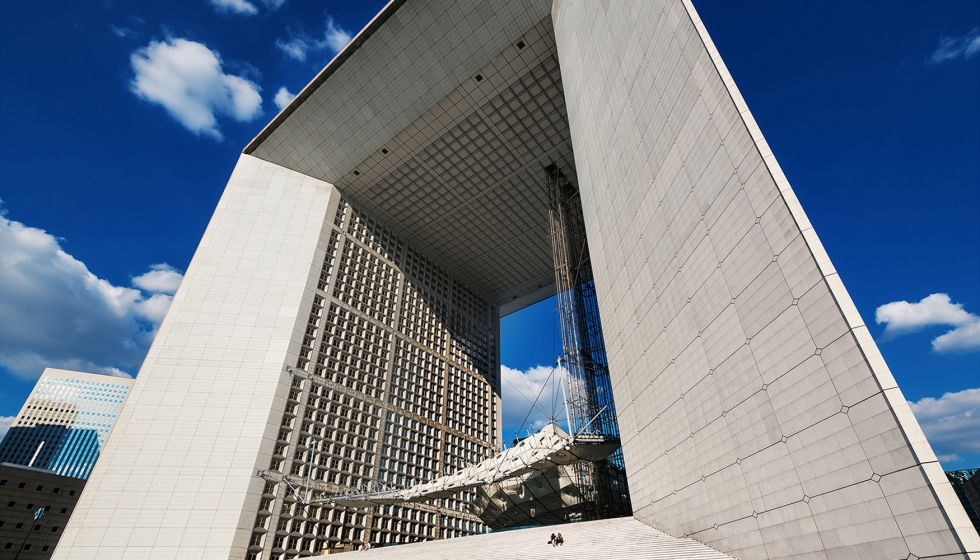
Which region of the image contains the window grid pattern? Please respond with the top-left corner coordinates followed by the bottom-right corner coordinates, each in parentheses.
top-left (380, 411), bottom-right (441, 488)
top-left (315, 304), bottom-right (390, 400)
top-left (398, 280), bottom-right (448, 355)
top-left (371, 505), bottom-right (439, 544)
top-left (334, 199), bottom-right (348, 228)
top-left (444, 367), bottom-right (493, 448)
top-left (256, 198), bottom-right (493, 556)
top-left (333, 241), bottom-right (399, 328)
top-left (348, 207), bottom-right (404, 265)
top-left (297, 295), bottom-right (325, 372)
top-left (403, 248), bottom-right (449, 298)
top-left (389, 339), bottom-right (443, 422)
top-left (315, 230), bottom-right (342, 292)
top-left (448, 309), bottom-right (494, 385)
top-left (0, 373), bottom-right (133, 480)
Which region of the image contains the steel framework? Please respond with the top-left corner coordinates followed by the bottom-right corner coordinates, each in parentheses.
top-left (547, 164), bottom-right (632, 521)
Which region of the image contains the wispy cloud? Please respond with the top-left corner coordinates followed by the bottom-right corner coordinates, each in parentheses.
top-left (927, 27), bottom-right (980, 65)
top-left (501, 364), bottom-right (568, 441)
top-left (273, 86), bottom-right (295, 110)
top-left (275, 16), bottom-right (352, 62)
top-left (110, 25), bottom-right (137, 39)
top-left (132, 263), bottom-right (183, 295)
top-left (875, 293), bottom-right (980, 353)
top-left (207, 0), bottom-right (258, 16)
top-left (276, 36), bottom-right (310, 62)
top-left (908, 388), bottom-right (980, 464)
top-left (0, 205), bottom-right (181, 380)
top-left (0, 416), bottom-right (14, 439)
top-left (317, 17), bottom-right (352, 53)
top-left (130, 38), bottom-right (262, 139)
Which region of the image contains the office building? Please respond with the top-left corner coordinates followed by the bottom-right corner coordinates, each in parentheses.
top-left (0, 463), bottom-right (86, 560)
top-left (946, 469), bottom-right (980, 534)
top-left (54, 1), bottom-right (980, 559)
top-left (0, 369), bottom-right (133, 480)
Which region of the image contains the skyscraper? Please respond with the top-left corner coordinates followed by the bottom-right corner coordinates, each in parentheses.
top-left (0, 369), bottom-right (133, 480)
top-left (54, 1), bottom-right (980, 559)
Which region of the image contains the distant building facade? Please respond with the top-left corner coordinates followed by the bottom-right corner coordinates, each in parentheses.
top-left (0, 462), bottom-right (86, 560)
top-left (947, 469), bottom-right (980, 533)
top-left (0, 369), bottom-right (133, 479)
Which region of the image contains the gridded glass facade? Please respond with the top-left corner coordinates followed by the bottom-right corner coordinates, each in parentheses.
top-left (0, 370), bottom-right (133, 480)
top-left (249, 199), bottom-right (501, 558)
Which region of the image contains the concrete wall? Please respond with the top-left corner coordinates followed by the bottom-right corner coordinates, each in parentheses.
top-left (53, 154), bottom-right (341, 559)
top-left (553, 1), bottom-right (980, 558)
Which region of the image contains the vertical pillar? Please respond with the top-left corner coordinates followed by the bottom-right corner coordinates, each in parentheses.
top-left (54, 154), bottom-right (342, 560)
top-left (553, 1), bottom-right (979, 558)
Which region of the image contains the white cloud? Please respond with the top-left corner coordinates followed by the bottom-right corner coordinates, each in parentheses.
top-left (928, 27), bottom-right (980, 65)
top-left (908, 388), bottom-right (980, 463)
top-left (276, 36), bottom-right (309, 62)
top-left (261, 0), bottom-right (285, 9)
top-left (130, 38), bottom-right (263, 139)
top-left (276, 17), bottom-right (352, 62)
top-left (274, 87), bottom-right (296, 110)
top-left (933, 320), bottom-right (980, 353)
top-left (876, 293), bottom-right (973, 337)
top-left (0, 416), bottom-right (14, 439)
top-left (501, 364), bottom-right (568, 440)
top-left (0, 208), bottom-right (177, 381)
top-left (207, 0), bottom-right (258, 16)
top-left (316, 17), bottom-right (352, 54)
top-left (875, 293), bottom-right (980, 353)
top-left (132, 263), bottom-right (183, 295)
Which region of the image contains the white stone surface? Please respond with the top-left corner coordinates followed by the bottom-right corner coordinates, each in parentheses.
top-left (51, 1), bottom-right (980, 558)
top-left (52, 154), bottom-right (342, 560)
top-left (355, 516), bottom-right (736, 559)
top-left (552, 0), bottom-right (980, 558)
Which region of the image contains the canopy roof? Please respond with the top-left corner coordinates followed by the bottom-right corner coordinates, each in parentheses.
top-left (245, 0), bottom-right (569, 314)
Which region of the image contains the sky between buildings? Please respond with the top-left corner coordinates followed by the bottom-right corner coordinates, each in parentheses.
top-left (0, 0), bottom-right (977, 468)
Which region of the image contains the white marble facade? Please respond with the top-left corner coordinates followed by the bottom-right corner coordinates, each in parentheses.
top-left (553, 0), bottom-right (979, 558)
top-left (54, 1), bottom-right (979, 559)
top-left (52, 155), bottom-right (342, 559)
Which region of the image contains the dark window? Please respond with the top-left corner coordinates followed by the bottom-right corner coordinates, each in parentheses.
top-left (35, 485), bottom-right (43, 491)
top-left (15, 523), bottom-right (23, 529)
top-left (6, 502), bottom-right (13, 507)
top-left (0, 479), bottom-right (7, 486)
top-left (69, 490), bottom-right (76, 496)
top-left (17, 483), bottom-right (25, 489)
top-left (23, 544), bottom-right (30, 550)
top-left (0, 521), bottom-right (4, 527)
top-left (25, 504), bottom-right (33, 510)
top-left (42, 546), bottom-right (50, 552)
top-left (33, 525), bottom-right (41, 531)
top-left (53, 488), bottom-right (60, 494)
top-left (3, 543), bottom-right (11, 549)
top-left (52, 526), bottom-right (59, 532)
top-left (60, 508), bottom-right (67, 514)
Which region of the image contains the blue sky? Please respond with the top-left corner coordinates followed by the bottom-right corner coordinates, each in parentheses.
top-left (1, 1), bottom-right (977, 467)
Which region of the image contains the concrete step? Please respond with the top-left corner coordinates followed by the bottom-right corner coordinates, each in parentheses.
top-left (357, 517), bottom-right (736, 559)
